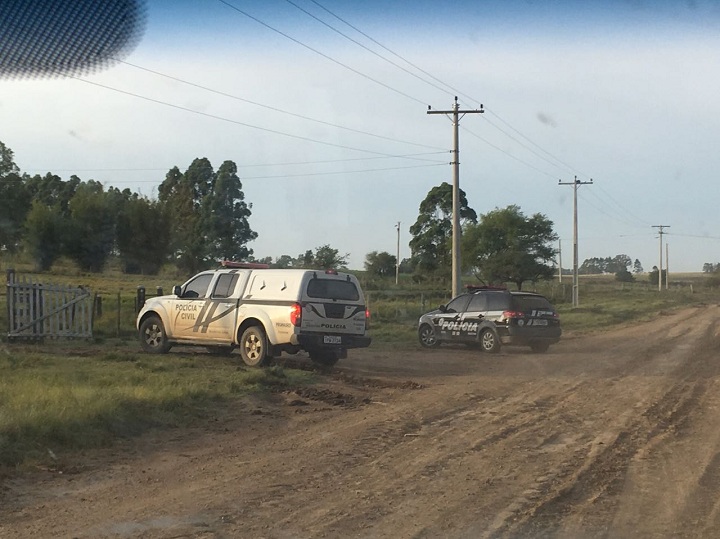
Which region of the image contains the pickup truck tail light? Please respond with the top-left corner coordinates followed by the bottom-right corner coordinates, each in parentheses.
top-left (290, 303), bottom-right (302, 327)
top-left (365, 308), bottom-right (371, 330)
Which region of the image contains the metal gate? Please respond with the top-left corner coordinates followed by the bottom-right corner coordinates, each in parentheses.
top-left (6, 269), bottom-right (93, 340)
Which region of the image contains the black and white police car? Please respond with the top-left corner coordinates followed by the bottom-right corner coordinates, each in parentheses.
top-left (418, 286), bottom-right (561, 353)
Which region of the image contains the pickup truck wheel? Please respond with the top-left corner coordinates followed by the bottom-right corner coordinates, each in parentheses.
top-left (239, 326), bottom-right (269, 367)
top-left (310, 350), bottom-right (340, 367)
top-left (139, 316), bottom-right (171, 354)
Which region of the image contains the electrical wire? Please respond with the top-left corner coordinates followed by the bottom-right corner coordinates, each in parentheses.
top-left (17, 152), bottom-right (449, 175)
top-left (93, 162), bottom-right (447, 183)
top-left (303, 1), bottom-right (593, 182)
top-left (461, 126), bottom-right (558, 180)
top-left (72, 75), bottom-right (442, 161)
top-left (307, 0), bottom-right (482, 108)
top-left (118, 59), bottom-right (446, 152)
top-left (283, 0), bottom-right (453, 99)
top-left (216, 0), bottom-right (429, 106)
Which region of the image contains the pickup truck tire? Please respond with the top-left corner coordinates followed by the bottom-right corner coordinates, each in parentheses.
top-left (309, 350), bottom-right (340, 367)
top-left (139, 316), bottom-right (171, 354)
top-left (239, 326), bottom-right (270, 367)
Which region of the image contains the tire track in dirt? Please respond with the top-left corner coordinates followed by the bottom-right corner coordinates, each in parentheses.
top-left (486, 311), bottom-right (720, 539)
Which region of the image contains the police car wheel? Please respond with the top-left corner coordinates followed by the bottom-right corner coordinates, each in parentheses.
top-left (418, 324), bottom-right (440, 348)
top-left (479, 328), bottom-right (500, 353)
top-left (139, 315), bottom-right (171, 354)
top-left (239, 326), bottom-right (270, 367)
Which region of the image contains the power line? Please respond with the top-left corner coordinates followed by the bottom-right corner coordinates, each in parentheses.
top-left (71, 75), bottom-right (439, 160)
top-left (307, 0), bottom-right (482, 107)
top-left (484, 109), bottom-right (590, 180)
top-left (461, 126), bottom-right (558, 180)
top-left (224, 0), bottom-right (586, 188)
top-left (118, 59), bottom-right (445, 152)
top-left (481, 114), bottom-right (579, 177)
top-left (283, 0), bottom-right (452, 99)
top-left (16, 151), bottom-right (450, 176)
top-left (216, 0), bottom-right (429, 106)
top-left (83, 163), bottom-right (447, 183)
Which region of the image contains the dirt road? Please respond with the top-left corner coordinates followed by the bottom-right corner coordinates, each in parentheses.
top-left (3, 305), bottom-right (720, 538)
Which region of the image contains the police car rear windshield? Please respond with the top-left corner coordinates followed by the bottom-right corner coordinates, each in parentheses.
top-left (307, 279), bottom-right (360, 301)
top-left (512, 295), bottom-right (553, 311)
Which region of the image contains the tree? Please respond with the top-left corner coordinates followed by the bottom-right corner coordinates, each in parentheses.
top-left (116, 196), bottom-right (171, 274)
top-left (294, 246), bottom-right (348, 269)
top-left (24, 201), bottom-right (66, 271)
top-left (296, 250), bottom-right (315, 268)
top-left (364, 251), bottom-right (397, 277)
top-left (648, 266), bottom-right (667, 286)
top-left (615, 268), bottom-right (635, 282)
top-left (25, 172), bottom-right (81, 214)
top-left (159, 162), bottom-right (210, 274)
top-left (633, 259), bottom-right (644, 274)
top-left (202, 160), bottom-right (257, 262)
top-left (607, 254), bottom-right (632, 274)
top-left (274, 254), bottom-right (294, 268)
top-left (0, 141), bottom-right (30, 252)
top-left (313, 245), bottom-right (349, 269)
top-left (463, 205), bottom-right (557, 290)
top-left (64, 181), bottom-right (116, 272)
top-left (409, 182), bottom-right (477, 274)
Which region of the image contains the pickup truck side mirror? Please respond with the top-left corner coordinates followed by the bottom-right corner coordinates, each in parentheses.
top-left (173, 285), bottom-right (182, 297)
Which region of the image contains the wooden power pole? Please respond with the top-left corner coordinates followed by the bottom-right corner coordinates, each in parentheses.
top-left (427, 97), bottom-right (484, 297)
top-left (558, 176), bottom-right (593, 307)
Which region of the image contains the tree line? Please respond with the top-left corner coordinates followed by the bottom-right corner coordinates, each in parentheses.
top-left (2, 139), bottom-right (585, 290)
top-left (0, 140), bottom-right (257, 275)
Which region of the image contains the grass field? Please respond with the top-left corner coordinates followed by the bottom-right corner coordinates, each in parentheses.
top-left (2, 256), bottom-right (718, 470)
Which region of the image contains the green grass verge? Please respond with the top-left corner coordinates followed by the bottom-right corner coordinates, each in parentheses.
top-left (0, 342), bottom-right (312, 470)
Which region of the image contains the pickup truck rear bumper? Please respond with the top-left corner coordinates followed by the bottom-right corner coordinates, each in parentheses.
top-left (297, 333), bottom-right (372, 350)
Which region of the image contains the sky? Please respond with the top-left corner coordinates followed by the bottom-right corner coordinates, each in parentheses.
top-left (2, 0), bottom-right (720, 272)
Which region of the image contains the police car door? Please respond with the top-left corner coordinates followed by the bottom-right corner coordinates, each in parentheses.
top-left (435, 295), bottom-right (471, 342)
top-left (461, 293), bottom-right (487, 341)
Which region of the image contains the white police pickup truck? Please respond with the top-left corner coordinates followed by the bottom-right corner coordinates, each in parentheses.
top-left (136, 262), bottom-right (371, 367)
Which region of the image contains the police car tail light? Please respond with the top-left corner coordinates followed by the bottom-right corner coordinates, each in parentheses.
top-left (502, 310), bottom-right (524, 321)
top-left (290, 303), bottom-right (302, 327)
top-left (365, 308), bottom-right (371, 330)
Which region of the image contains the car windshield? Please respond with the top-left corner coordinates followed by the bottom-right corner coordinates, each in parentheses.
top-left (512, 295), bottom-right (554, 312)
top-left (306, 278), bottom-right (359, 301)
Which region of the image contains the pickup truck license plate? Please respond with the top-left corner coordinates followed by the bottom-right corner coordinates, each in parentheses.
top-left (324, 336), bottom-right (342, 344)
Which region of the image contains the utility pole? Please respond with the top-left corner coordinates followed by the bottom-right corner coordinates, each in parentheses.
top-left (558, 239), bottom-right (563, 283)
top-left (558, 176), bottom-right (593, 307)
top-left (665, 242), bottom-right (670, 290)
top-left (652, 225), bottom-right (670, 292)
top-left (395, 221), bottom-right (400, 285)
top-left (428, 96), bottom-right (484, 298)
